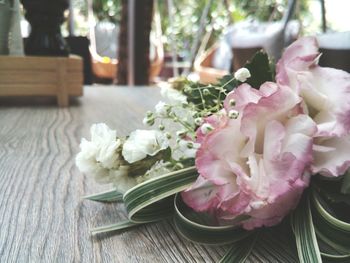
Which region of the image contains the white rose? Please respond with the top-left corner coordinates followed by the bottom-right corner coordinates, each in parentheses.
top-left (122, 129), bottom-right (169, 163)
top-left (76, 123), bottom-right (121, 182)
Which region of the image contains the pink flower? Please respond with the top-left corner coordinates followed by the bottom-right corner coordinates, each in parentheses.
top-left (276, 36), bottom-right (350, 176)
top-left (182, 83), bottom-right (316, 229)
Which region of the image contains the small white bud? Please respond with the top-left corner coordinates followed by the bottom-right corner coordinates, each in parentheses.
top-left (194, 117), bottom-right (203, 126)
top-left (176, 130), bottom-right (187, 138)
top-left (165, 132), bottom-right (172, 139)
top-left (200, 123), bottom-right (214, 134)
top-left (155, 101), bottom-right (170, 117)
top-left (187, 142), bottom-right (194, 149)
top-left (234, 67), bottom-right (251, 82)
top-left (228, 110), bottom-right (239, 119)
top-left (158, 124), bottom-right (165, 131)
top-left (143, 117), bottom-right (155, 126)
top-left (203, 89), bottom-right (210, 96)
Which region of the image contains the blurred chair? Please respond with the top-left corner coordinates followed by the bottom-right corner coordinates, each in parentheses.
top-left (317, 31), bottom-right (350, 72)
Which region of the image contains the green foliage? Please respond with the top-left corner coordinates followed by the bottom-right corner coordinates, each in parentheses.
top-left (91, 220), bottom-right (140, 235)
top-left (244, 51), bottom-right (274, 88)
top-left (86, 169), bottom-right (350, 262)
top-left (174, 194), bottom-right (251, 245)
top-left (291, 193), bottom-right (322, 263)
top-left (158, 0), bottom-right (232, 57)
top-left (311, 189), bottom-right (350, 261)
top-left (219, 233), bottom-right (258, 263)
top-left (341, 171), bottom-right (350, 195)
top-left (123, 166), bottom-right (198, 223)
top-left (313, 174), bottom-right (350, 222)
top-left (83, 188), bottom-right (123, 202)
top-left (180, 50), bottom-right (274, 116)
top-left (93, 0), bottom-right (122, 23)
top-left (73, 0), bottom-right (309, 58)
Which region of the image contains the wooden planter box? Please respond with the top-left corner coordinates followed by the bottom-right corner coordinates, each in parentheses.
top-left (0, 55), bottom-right (83, 107)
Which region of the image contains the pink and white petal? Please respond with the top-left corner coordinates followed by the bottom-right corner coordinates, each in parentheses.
top-left (196, 119), bottom-right (246, 179)
top-left (218, 190), bottom-right (251, 217)
top-left (242, 174), bottom-right (309, 230)
top-left (253, 116), bottom-right (313, 208)
top-left (240, 86), bottom-right (301, 155)
top-left (276, 37), bottom-right (320, 86)
top-left (244, 156), bottom-right (270, 200)
top-left (276, 36), bottom-right (350, 137)
top-left (196, 157), bottom-right (233, 185)
top-left (224, 83), bottom-right (261, 112)
top-left (284, 114), bottom-right (317, 137)
top-left (300, 67), bottom-right (350, 137)
top-left (181, 176), bottom-right (221, 212)
top-left (279, 36), bottom-right (319, 68)
top-left (312, 135), bottom-right (350, 177)
top-left (259, 82), bottom-right (279, 97)
top-left (263, 120), bottom-right (285, 160)
top-left (282, 115), bottom-right (316, 162)
top-left (196, 111), bottom-right (228, 144)
top-left (263, 144), bottom-right (312, 200)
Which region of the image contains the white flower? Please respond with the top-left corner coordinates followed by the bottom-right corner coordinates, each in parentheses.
top-left (194, 117), bottom-right (203, 126)
top-left (178, 139), bottom-right (201, 158)
top-left (122, 129), bottom-right (169, 163)
top-left (234, 67), bottom-right (251, 82)
top-left (155, 101), bottom-right (169, 117)
top-left (76, 123), bottom-right (121, 182)
top-left (160, 83), bottom-right (187, 104)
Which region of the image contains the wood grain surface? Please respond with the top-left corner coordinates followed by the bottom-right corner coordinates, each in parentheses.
top-left (0, 87), bottom-right (298, 263)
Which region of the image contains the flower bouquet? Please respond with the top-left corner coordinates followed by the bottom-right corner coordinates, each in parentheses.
top-left (77, 37), bottom-right (350, 262)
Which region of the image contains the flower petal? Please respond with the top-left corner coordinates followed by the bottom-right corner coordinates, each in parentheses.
top-left (240, 85), bottom-right (301, 156)
top-left (181, 176), bottom-right (221, 212)
top-left (299, 67), bottom-right (350, 137)
top-left (276, 36), bottom-right (350, 137)
top-left (312, 135), bottom-right (350, 177)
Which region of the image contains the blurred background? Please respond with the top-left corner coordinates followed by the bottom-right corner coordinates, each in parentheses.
top-left (3, 0), bottom-right (350, 87)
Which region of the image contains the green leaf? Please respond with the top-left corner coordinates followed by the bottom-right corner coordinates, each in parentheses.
top-left (291, 193), bottom-right (322, 263)
top-left (91, 220), bottom-right (140, 235)
top-left (218, 75), bottom-right (239, 92)
top-left (311, 189), bottom-right (350, 255)
top-left (83, 188), bottom-right (123, 202)
top-left (219, 232), bottom-right (258, 263)
top-left (244, 51), bottom-right (274, 88)
top-left (173, 194), bottom-right (250, 245)
top-left (341, 171), bottom-right (350, 194)
top-left (123, 166), bottom-right (198, 223)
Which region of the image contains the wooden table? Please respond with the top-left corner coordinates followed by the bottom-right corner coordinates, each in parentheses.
top-left (0, 87), bottom-right (297, 262)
